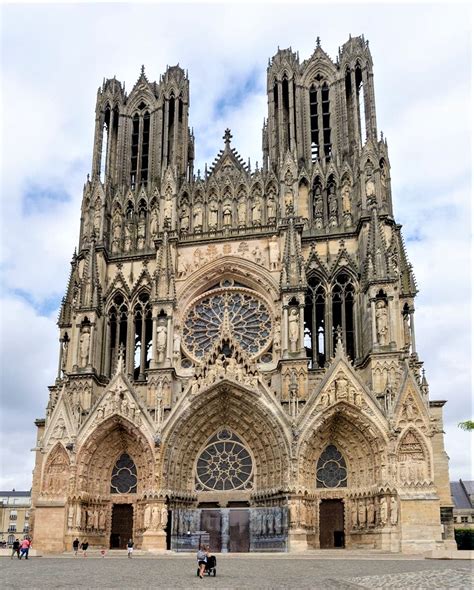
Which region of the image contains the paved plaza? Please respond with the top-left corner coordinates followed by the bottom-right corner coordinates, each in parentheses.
top-left (1, 553), bottom-right (473, 589)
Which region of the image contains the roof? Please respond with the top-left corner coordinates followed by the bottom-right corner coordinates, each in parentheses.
top-left (450, 480), bottom-right (473, 509)
top-left (0, 491), bottom-right (31, 498)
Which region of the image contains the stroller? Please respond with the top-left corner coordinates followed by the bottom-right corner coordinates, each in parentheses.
top-left (196, 554), bottom-right (217, 577)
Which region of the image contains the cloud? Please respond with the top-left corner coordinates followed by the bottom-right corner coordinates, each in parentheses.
top-left (0, 3), bottom-right (471, 490)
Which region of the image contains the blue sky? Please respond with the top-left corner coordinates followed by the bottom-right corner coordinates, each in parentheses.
top-left (0, 1), bottom-right (472, 489)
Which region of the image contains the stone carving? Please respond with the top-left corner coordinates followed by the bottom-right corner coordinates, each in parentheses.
top-left (180, 205), bottom-right (190, 232)
top-left (288, 308), bottom-right (299, 352)
top-left (156, 324), bottom-right (167, 363)
top-left (390, 497), bottom-right (398, 525)
top-left (380, 496), bottom-right (388, 525)
top-left (358, 499), bottom-right (366, 528)
top-left (237, 198), bottom-right (246, 226)
top-left (79, 326), bottom-right (90, 367)
top-left (267, 194), bottom-right (277, 221)
top-left (273, 323), bottom-right (281, 357)
top-left (208, 200), bottom-right (218, 228)
top-left (375, 300), bottom-right (388, 345)
top-left (351, 501), bottom-right (358, 529)
top-left (328, 185), bottom-right (338, 227)
top-left (367, 499), bottom-right (375, 526)
top-left (223, 202), bottom-right (232, 226)
top-left (150, 206), bottom-right (159, 238)
top-left (163, 191), bottom-right (172, 226)
top-left (93, 200), bottom-right (101, 233)
top-left (193, 204), bottom-right (203, 231)
top-left (173, 329), bottom-right (181, 364)
top-left (268, 235), bottom-right (280, 270)
top-left (252, 197), bottom-right (262, 225)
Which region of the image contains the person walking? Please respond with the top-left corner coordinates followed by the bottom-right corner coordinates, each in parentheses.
top-left (73, 537), bottom-right (80, 557)
top-left (11, 538), bottom-right (20, 559)
top-left (19, 537), bottom-right (31, 559)
top-left (126, 538), bottom-right (134, 558)
top-left (80, 539), bottom-right (89, 557)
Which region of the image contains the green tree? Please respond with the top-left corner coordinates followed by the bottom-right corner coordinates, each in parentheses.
top-left (458, 420), bottom-right (474, 431)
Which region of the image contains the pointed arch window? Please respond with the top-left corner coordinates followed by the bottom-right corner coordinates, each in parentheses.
top-left (304, 275), bottom-right (327, 369)
top-left (133, 291), bottom-right (152, 380)
top-left (130, 106), bottom-right (151, 189)
top-left (332, 273), bottom-right (355, 359)
top-left (107, 293), bottom-right (129, 376)
top-left (316, 444), bottom-right (347, 488)
top-left (309, 84), bottom-right (319, 162)
top-left (309, 80), bottom-right (332, 163)
top-left (355, 63), bottom-right (366, 146)
top-left (111, 453), bottom-right (137, 494)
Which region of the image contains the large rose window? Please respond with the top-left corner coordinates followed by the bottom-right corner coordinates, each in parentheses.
top-left (195, 429), bottom-right (253, 491)
top-left (182, 287), bottom-right (272, 360)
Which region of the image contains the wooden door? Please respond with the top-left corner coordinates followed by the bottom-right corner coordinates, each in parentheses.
top-left (200, 510), bottom-right (222, 552)
top-left (110, 504), bottom-right (133, 549)
top-left (229, 509), bottom-right (250, 552)
top-left (319, 499), bottom-right (344, 549)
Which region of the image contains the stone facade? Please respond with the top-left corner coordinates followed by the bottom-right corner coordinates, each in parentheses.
top-left (31, 36), bottom-right (455, 554)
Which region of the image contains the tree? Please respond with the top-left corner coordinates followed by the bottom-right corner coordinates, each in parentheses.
top-left (458, 420), bottom-right (474, 431)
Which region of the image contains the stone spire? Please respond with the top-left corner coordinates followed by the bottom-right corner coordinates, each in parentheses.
top-left (281, 217), bottom-right (306, 292)
top-left (364, 206), bottom-right (390, 285)
top-left (154, 231), bottom-right (176, 301)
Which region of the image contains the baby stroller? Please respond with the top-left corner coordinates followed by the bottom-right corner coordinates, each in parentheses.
top-left (196, 554), bottom-right (217, 577)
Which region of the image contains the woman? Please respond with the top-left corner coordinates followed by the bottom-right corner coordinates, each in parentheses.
top-left (196, 545), bottom-right (208, 578)
top-left (80, 539), bottom-right (89, 557)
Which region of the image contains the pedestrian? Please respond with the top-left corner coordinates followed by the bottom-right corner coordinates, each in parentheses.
top-left (19, 537), bottom-right (31, 560)
top-left (196, 545), bottom-right (208, 578)
top-left (11, 538), bottom-right (20, 559)
top-left (80, 539), bottom-right (89, 557)
top-left (73, 537), bottom-right (80, 557)
top-left (127, 538), bottom-right (134, 558)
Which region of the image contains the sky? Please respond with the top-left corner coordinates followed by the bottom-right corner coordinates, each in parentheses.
top-left (0, 1), bottom-right (472, 490)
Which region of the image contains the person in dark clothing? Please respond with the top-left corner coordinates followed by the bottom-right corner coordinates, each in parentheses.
top-left (11, 539), bottom-right (20, 559)
top-left (73, 538), bottom-right (80, 557)
top-left (80, 540), bottom-right (89, 557)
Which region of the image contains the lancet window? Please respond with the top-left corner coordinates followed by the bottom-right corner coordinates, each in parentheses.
top-left (106, 293), bottom-right (129, 376)
top-left (133, 291), bottom-right (152, 380)
top-left (332, 272), bottom-right (355, 359)
top-left (304, 275), bottom-right (326, 369)
top-left (99, 104), bottom-right (119, 183)
top-left (316, 444), bottom-right (347, 488)
top-left (308, 80), bottom-right (332, 163)
top-left (355, 62), bottom-right (366, 145)
top-left (130, 103), bottom-right (151, 189)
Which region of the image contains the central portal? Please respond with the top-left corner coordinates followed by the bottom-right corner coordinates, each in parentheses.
top-left (200, 508), bottom-right (250, 552)
top-left (110, 504), bottom-right (133, 549)
top-left (319, 499), bottom-right (345, 548)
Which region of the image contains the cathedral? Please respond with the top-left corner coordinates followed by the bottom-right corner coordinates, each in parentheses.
top-left (31, 36), bottom-right (455, 554)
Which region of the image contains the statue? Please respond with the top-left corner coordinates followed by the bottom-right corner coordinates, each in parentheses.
top-left (252, 197), bottom-right (262, 225)
top-left (267, 195), bottom-right (277, 221)
top-left (288, 308), bottom-right (299, 352)
top-left (336, 374), bottom-right (349, 400)
top-left (161, 506), bottom-right (168, 529)
top-left (99, 509), bottom-right (106, 531)
top-left (367, 499), bottom-right (375, 525)
top-left (193, 204), bottom-right (203, 231)
top-left (151, 506), bottom-right (160, 529)
top-left (93, 201), bottom-right (101, 233)
top-left (156, 324), bottom-right (167, 363)
top-left (144, 505), bottom-right (151, 529)
top-left (149, 206), bottom-right (159, 237)
top-left (223, 202), bottom-right (232, 226)
top-left (403, 313), bottom-right (411, 348)
top-left (237, 198), bottom-right (246, 226)
top-left (79, 327), bottom-right (90, 367)
top-left (375, 300), bottom-right (388, 345)
top-left (342, 183), bottom-right (351, 213)
top-left (273, 323), bottom-right (281, 355)
top-left (173, 330), bottom-right (181, 363)
top-left (390, 497), bottom-right (398, 525)
top-left (180, 205), bottom-right (190, 232)
top-left (366, 177), bottom-right (376, 204)
top-left (351, 502), bottom-right (358, 529)
top-left (137, 211), bottom-right (146, 250)
top-left (269, 235), bottom-right (280, 270)
top-left (61, 338), bottom-right (68, 373)
top-left (124, 222), bottom-right (132, 252)
top-left (380, 496), bottom-right (388, 525)
top-left (163, 192), bottom-right (172, 226)
top-left (358, 500), bottom-right (366, 528)
top-left (208, 200), bottom-right (218, 228)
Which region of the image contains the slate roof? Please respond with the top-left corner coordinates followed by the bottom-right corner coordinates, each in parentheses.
top-left (450, 480), bottom-right (473, 509)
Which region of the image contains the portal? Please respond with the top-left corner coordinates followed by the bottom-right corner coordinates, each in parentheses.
top-left (110, 504), bottom-right (133, 549)
top-left (319, 499), bottom-right (345, 548)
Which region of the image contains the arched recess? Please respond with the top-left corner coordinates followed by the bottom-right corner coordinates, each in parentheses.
top-left (42, 443), bottom-right (70, 495)
top-left (161, 384), bottom-right (290, 493)
top-left (396, 427), bottom-right (432, 484)
top-left (175, 256), bottom-right (280, 319)
top-left (299, 404), bottom-right (388, 489)
top-left (76, 416), bottom-right (154, 497)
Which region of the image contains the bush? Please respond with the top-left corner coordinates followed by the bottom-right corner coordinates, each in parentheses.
top-left (455, 529), bottom-right (474, 550)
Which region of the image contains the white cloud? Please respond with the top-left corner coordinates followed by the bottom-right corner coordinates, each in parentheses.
top-left (0, 3), bottom-right (471, 490)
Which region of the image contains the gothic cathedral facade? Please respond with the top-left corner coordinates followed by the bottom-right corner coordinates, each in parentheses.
top-left (31, 36), bottom-right (455, 554)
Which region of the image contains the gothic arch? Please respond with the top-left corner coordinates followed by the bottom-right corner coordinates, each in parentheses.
top-left (42, 442), bottom-right (70, 496)
top-left (298, 403), bottom-right (388, 489)
top-left (161, 384), bottom-right (291, 493)
top-left (396, 427), bottom-right (432, 483)
top-left (76, 415), bottom-right (154, 496)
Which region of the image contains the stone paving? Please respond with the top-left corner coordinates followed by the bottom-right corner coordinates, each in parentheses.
top-left (1, 554), bottom-right (473, 589)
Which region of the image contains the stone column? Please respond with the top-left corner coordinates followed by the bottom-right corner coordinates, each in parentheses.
top-left (409, 309), bottom-right (416, 353)
top-left (150, 315), bottom-right (158, 369)
top-left (221, 508), bottom-right (230, 553)
top-left (299, 302), bottom-right (305, 354)
top-left (104, 320), bottom-right (111, 376)
top-left (371, 299), bottom-right (377, 346)
top-left (88, 323), bottom-right (95, 368)
top-left (282, 305), bottom-right (289, 357)
top-left (166, 315), bottom-right (173, 365)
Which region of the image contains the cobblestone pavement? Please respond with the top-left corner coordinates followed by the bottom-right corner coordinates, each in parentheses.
top-left (1, 555), bottom-right (472, 589)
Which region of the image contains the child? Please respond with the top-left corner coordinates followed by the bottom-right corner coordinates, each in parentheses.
top-left (127, 539), bottom-right (134, 558)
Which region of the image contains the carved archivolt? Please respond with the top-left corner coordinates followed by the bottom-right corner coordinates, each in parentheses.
top-left (396, 428), bottom-right (431, 484)
top-left (161, 385), bottom-right (290, 492)
top-left (75, 416), bottom-right (154, 496)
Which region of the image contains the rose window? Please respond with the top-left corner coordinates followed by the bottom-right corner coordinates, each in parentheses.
top-left (110, 453), bottom-right (138, 494)
top-left (316, 445), bottom-right (347, 488)
top-left (182, 288), bottom-right (272, 360)
top-left (195, 429), bottom-right (253, 491)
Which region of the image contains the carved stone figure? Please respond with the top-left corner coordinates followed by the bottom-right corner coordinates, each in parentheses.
top-left (156, 324), bottom-right (167, 363)
top-left (144, 505), bottom-right (151, 529)
top-left (161, 506), bottom-right (168, 529)
top-left (367, 499), bottom-right (375, 525)
top-left (163, 193), bottom-right (172, 226)
top-left (342, 182), bottom-right (351, 213)
top-left (193, 204), bottom-right (203, 230)
top-left (180, 205), bottom-right (190, 232)
top-left (223, 202), bottom-right (232, 226)
top-left (61, 339), bottom-right (69, 373)
top-left (252, 198), bottom-right (262, 225)
top-left (269, 235), bottom-right (280, 270)
top-left (237, 198), bottom-right (246, 226)
top-left (358, 500), bottom-right (366, 528)
top-left (380, 496), bottom-right (388, 525)
top-left (351, 501), bottom-right (358, 529)
top-left (173, 330), bottom-right (181, 363)
top-left (150, 206), bottom-right (159, 237)
top-left (208, 200), bottom-right (218, 228)
top-left (288, 308), bottom-right (299, 352)
top-left (79, 327), bottom-right (90, 367)
top-left (390, 497), bottom-right (398, 525)
top-left (375, 300), bottom-right (388, 345)
top-left (267, 196), bottom-right (277, 221)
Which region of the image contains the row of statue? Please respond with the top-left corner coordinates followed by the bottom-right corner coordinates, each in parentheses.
top-left (94, 387), bottom-right (142, 427)
top-left (317, 373), bottom-right (364, 408)
top-left (68, 504), bottom-right (107, 532)
top-left (189, 353), bottom-right (260, 393)
top-left (136, 504), bottom-right (168, 531)
top-left (250, 507), bottom-right (287, 537)
top-left (351, 496), bottom-right (398, 529)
